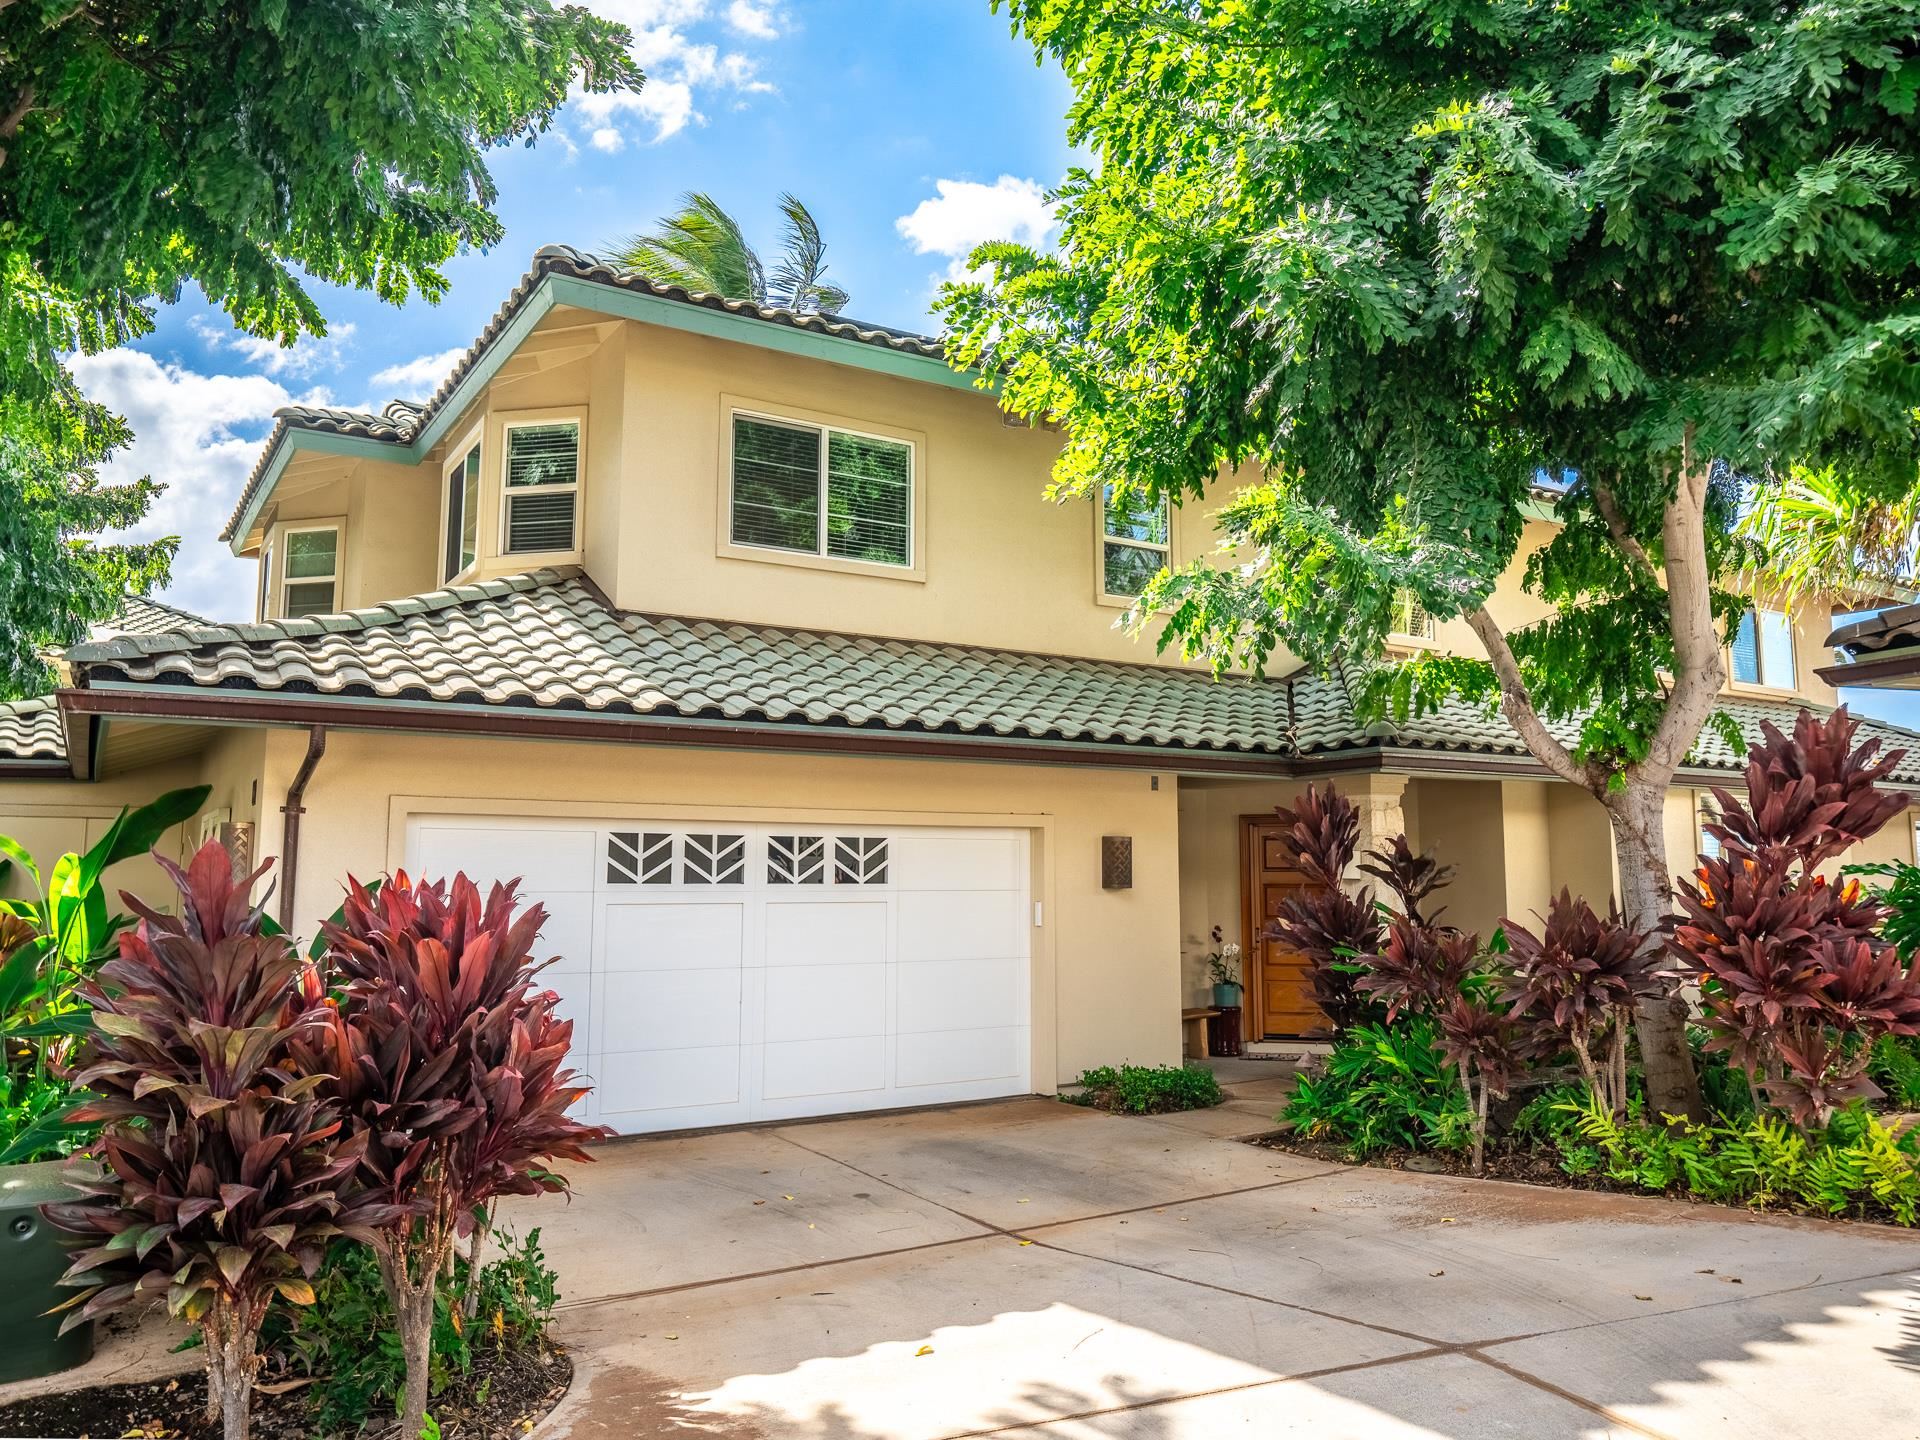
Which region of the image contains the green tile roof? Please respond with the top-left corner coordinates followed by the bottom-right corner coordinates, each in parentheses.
top-left (40, 568), bottom-right (1920, 784)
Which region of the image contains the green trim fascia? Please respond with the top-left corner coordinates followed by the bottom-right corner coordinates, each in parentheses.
top-left (229, 273), bottom-right (988, 555)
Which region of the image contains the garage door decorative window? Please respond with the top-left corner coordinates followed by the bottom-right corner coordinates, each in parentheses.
top-left (682, 833), bottom-right (747, 885)
top-left (768, 834), bottom-right (826, 884)
top-left (606, 831), bottom-right (673, 885)
top-left (834, 836), bottom-right (888, 885)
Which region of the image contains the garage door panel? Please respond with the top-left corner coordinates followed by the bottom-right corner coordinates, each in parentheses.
top-left (898, 890), bottom-right (1024, 962)
top-left (897, 957), bottom-right (1023, 1035)
top-left (761, 1036), bottom-right (886, 1101)
top-left (763, 900), bottom-right (887, 966)
top-left (890, 834), bottom-right (1022, 891)
top-left (410, 824), bottom-right (596, 894)
top-left (764, 965), bottom-right (885, 1042)
top-left (598, 1045), bottom-right (741, 1112)
top-left (896, 1026), bottom-right (1025, 1089)
top-left (602, 968), bottom-right (742, 1052)
top-left (522, 892), bottom-right (593, 973)
top-left (602, 902), bottom-right (744, 969)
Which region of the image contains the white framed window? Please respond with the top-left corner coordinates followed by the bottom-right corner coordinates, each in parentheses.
top-left (1101, 485), bottom-right (1171, 598)
top-left (1731, 607), bottom-right (1795, 688)
top-left (729, 411), bottom-right (913, 568)
top-left (1389, 588), bottom-right (1436, 641)
top-left (501, 419), bottom-right (582, 555)
top-left (1698, 793), bottom-right (1723, 861)
top-left (442, 435), bottom-right (481, 583)
top-left (280, 526), bottom-right (339, 618)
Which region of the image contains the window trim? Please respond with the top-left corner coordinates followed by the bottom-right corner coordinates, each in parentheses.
top-left (439, 422), bottom-right (484, 586)
top-left (715, 395), bottom-right (927, 582)
top-left (1727, 604), bottom-right (1798, 694)
top-left (278, 523), bottom-right (341, 619)
top-left (497, 410), bottom-right (587, 559)
top-left (256, 532), bottom-right (275, 625)
top-left (1095, 484), bottom-right (1173, 606)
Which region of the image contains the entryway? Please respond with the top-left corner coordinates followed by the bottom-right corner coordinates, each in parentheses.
top-left (405, 816), bottom-right (1033, 1134)
top-left (1239, 812), bottom-right (1327, 1039)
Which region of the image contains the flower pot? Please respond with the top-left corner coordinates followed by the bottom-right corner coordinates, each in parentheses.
top-left (0, 1159), bottom-right (94, 1382)
top-left (1211, 983), bottom-right (1242, 1007)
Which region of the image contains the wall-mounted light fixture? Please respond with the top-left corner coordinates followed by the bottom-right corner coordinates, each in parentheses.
top-left (1101, 835), bottom-right (1133, 890)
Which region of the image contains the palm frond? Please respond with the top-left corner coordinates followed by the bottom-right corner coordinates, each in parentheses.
top-left (768, 193), bottom-right (850, 314)
top-left (1738, 466), bottom-right (1920, 604)
top-left (610, 191), bottom-right (765, 303)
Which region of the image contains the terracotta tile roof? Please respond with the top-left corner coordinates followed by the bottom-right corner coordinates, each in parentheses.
top-left (0, 696), bottom-right (65, 764)
top-left (219, 247), bottom-right (945, 543)
top-left (60, 567), bottom-right (1920, 782)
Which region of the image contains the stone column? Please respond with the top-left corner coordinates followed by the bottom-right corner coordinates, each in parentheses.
top-left (1336, 773), bottom-right (1410, 902)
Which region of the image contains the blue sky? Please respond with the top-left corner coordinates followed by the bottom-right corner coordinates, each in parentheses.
top-left (66, 0), bottom-right (1920, 730)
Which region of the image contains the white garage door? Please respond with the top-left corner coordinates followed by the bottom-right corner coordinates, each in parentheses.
top-left (405, 817), bottom-right (1032, 1134)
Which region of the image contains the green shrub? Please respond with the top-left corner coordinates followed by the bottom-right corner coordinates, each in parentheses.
top-left (1068, 1063), bottom-right (1224, 1114)
top-left (1868, 1034), bottom-right (1920, 1111)
top-left (261, 1229), bottom-right (558, 1433)
top-left (1283, 1017), bottom-right (1471, 1159)
top-left (1546, 1092), bottom-right (1920, 1223)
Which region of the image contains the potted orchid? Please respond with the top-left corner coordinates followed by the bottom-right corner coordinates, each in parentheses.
top-left (1203, 925), bottom-right (1243, 1007)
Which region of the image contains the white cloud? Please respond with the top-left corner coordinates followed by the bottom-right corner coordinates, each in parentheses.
top-left (367, 347), bottom-right (466, 402)
top-left (572, 0), bottom-right (775, 145)
top-left (897, 176), bottom-right (1060, 282)
top-left (189, 316), bottom-right (357, 377)
top-left (725, 0), bottom-right (779, 39)
top-left (67, 350), bottom-right (306, 624)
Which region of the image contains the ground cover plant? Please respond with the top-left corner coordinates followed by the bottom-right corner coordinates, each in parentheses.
top-left (1066, 1063), bottom-right (1223, 1114)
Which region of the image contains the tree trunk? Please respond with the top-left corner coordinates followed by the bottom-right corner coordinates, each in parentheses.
top-left (461, 1208), bottom-right (491, 1321)
top-left (1609, 789), bottom-right (1705, 1122)
top-left (202, 1298), bottom-right (259, 1440)
top-left (374, 1228), bottom-right (452, 1440)
top-left (397, 1283), bottom-right (435, 1440)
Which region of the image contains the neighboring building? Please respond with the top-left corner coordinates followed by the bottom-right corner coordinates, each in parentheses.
top-left (3, 246), bottom-right (1917, 1135)
top-left (1824, 605), bottom-right (1920, 690)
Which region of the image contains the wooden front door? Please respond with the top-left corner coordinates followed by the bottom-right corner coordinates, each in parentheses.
top-left (1241, 815), bottom-right (1327, 1039)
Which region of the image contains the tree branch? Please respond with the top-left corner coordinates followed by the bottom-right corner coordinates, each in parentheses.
top-left (1466, 605), bottom-right (1594, 792)
top-left (0, 83), bottom-right (36, 170)
top-left (1642, 440), bottom-right (1725, 781)
top-left (1591, 481), bottom-right (1659, 586)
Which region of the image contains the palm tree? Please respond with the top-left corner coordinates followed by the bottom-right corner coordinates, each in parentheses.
top-left (1737, 466), bottom-right (1920, 605)
top-left (612, 192), bottom-right (851, 314)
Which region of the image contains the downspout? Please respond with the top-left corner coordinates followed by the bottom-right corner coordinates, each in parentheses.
top-left (278, 726), bottom-right (328, 931)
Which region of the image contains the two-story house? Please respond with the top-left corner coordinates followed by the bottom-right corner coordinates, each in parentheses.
top-left (5, 245), bottom-right (1918, 1137)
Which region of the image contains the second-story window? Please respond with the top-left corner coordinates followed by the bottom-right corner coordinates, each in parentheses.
top-left (443, 439), bottom-right (481, 583)
top-left (281, 527), bottom-right (338, 618)
top-left (1101, 485), bottom-right (1170, 597)
top-left (1732, 607), bottom-right (1795, 688)
top-left (503, 421), bottom-right (581, 554)
top-left (1389, 588), bottom-right (1436, 641)
top-left (730, 413), bottom-right (913, 568)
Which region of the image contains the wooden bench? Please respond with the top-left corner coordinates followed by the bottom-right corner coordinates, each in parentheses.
top-left (1181, 1006), bottom-right (1221, 1059)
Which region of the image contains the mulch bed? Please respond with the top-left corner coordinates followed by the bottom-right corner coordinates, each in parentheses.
top-left (1255, 1131), bottom-right (1915, 1225)
top-left (0, 1343), bottom-right (570, 1440)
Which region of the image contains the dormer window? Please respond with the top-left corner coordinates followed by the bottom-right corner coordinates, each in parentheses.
top-left (503, 420), bottom-right (581, 554)
top-left (281, 527), bottom-right (339, 618)
top-left (1389, 588), bottom-right (1435, 641)
top-left (443, 437), bottom-right (481, 583)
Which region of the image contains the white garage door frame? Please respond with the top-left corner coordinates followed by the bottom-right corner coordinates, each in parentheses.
top-left (404, 814), bottom-right (1033, 1134)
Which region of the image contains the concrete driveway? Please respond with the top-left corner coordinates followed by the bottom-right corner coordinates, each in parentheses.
top-left (514, 1091), bottom-right (1920, 1440)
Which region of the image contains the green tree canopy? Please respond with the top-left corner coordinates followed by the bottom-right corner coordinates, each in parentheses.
top-left (944, 0), bottom-right (1920, 1116)
top-left (0, 0), bottom-right (642, 687)
top-left (614, 192), bottom-right (852, 314)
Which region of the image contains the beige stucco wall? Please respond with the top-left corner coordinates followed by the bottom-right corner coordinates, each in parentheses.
top-left (246, 727), bottom-right (1182, 1087)
top-left (0, 757), bottom-right (206, 907)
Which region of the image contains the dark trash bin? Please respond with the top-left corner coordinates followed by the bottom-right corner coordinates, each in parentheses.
top-left (0, 1159), bottom-right (94, 1382)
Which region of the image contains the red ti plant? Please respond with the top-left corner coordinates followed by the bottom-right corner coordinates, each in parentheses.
top-left (309, 871), bottom-right (609, 1440)
top-left (1502, 890), bottom-right (1663, 1119)
top-left (1266, 785), bottom-right (1386, 1034)
top-left (43, 843), bottom-right (390, 1440)
top-left (1359, 921), bottom-right (1479, 1022)
top-left (1359, 835), bottom-right (1456, 929)
top-left (1670, 709), bottom-right (1920, 1125)
top-left (1436, 996), bottom-right (1532, 1176)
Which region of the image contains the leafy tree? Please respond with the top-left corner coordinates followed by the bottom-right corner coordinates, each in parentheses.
top-left (614, 192), bottom-right (852, 313)
top-left (943, 0), bottom-right (1920, 1118)
top-left (0, 0), bottom-right (643, 668)
top-left (0, 399), bottom-right (173, 698)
